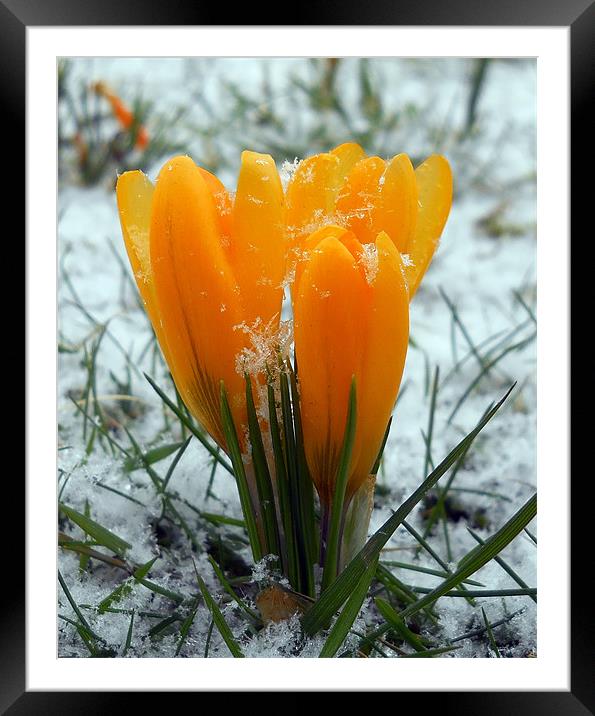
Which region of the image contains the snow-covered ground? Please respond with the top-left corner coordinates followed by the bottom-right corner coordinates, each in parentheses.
top-left (58, 57), bottom-right (537, 658)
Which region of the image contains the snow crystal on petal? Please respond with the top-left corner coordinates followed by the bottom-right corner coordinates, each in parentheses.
top-left (280, 158), bottom-right (301, 191)
top-left (360, 243), bottom-right (379, 284)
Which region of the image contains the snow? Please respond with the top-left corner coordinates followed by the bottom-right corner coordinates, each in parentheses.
top-left (360, 243), bottom-right (380, 284)
top-left (280, 158), bottom-right (302, 190)
top-left (58, 57), bottom-right (536, 658)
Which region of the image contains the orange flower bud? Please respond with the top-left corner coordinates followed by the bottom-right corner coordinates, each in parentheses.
top-left (116, 153), bottom-right (285, 451)
top-left (286, 143), bottom-right (452, 299)
top-left (94, 81), bottom-right (149, 150)
top-left (293, 226), bottom-right (409, 506)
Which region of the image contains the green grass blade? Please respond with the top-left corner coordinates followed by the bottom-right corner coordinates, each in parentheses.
top-left (58, 570), bottom-right (103, 646)
top-left (162, 436), bottom-right (192, 491)
top-left (124, 441), bottom-right (184, 472)
top-left (321, 378), bottom-right (357, 593)
top-left (203, 618), bottom-right (215, 658)
top-left (289, 365), bottom-right (316, 598)
top-left (513, 289), bottom-right (537, 325)
top-left (59, 502), bottom-right (131, 557)
top-left (482, 607), bottom-right (501, 657)
top-left (267, 381), bottom-right (298, 587)
top-left (94, 482), bottom-right (145, 506)
top-left (97, 557), bottom-right (159, 613)
top-left (380, 560), bottom-right (484, 586)
top-left (447, 335), bottom-right (534, 424)
top-left (58, 613), bottom-right (97, 656)
top-left (175, 601), bottom-right (199, 657)
top-left (69, 396), bottom-right (131, 458)
top-left (208, 555), bottom-right (260, 622)
top-left (399, 645), bottom-right (461, 658)
top-left (149, 615), bottom-right (181, 638)
top-left (424, 366), bottom-right (439, 480)
top-left (448, 486), bottom-right (512, 501)
top-left (132, 559), bottom-right (185, 604)
top-left (319, 557), bottom-right (377, 658)
top-left (468, 527), bottom-right (536, 603)
top-left (371, 417), bottom-right (392, 476)
top-left (145, 373), bottom-right (233, 475)
top-left (133, 556), bottom-right (158, 581)
top-left (301, 384), bottom-right (515, 636)
top-left (374, 597), bottom-right (428, 652)
top-left (422, 412), bottom-right (479, 537)
top-left (219, 382), bottom-right (263, 562)
top-left (199, 512), bottom-right (245, 528)
top-left (245, 375), bottom-right (280, 558)
top-left (451, 607), bottom-right (526, 643)
top-left (440, 320), bottom-right (529, 390)
top-left (135, 577), bottom-right (186, 604)
top-left (204, 448), bottom-right (221, 500)
top-left (440, 287), bottom-right (491, 376)
top-left (78, 500), bottom-right (92, 572)
top-left (399, 493), bottom-right (537, 620)
top-left (121, 425), bottom-right (164, 493)
top-left (193, 563), bottom-right (244, 658)
top-left (403, 520), bottom-right (474, 605)
top-left (375, 563), bottom-right (438, 623)
top-left (122, 610), bottom-right (135, 656)
top-left (279, 369), bottom-right (305, 592)
top-left (98, 579), bottom-right (133, 614)
top-left (411, 587), bottom-right (536, 598)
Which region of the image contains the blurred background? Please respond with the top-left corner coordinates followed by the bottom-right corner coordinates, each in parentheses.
top-left (58, 57), bottom-right (535, 195)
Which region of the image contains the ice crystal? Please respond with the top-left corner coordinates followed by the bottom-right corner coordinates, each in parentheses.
top-left (360, 243), bottom-right (379, 284)
top-left (279, 158), bottom-right (301, 191)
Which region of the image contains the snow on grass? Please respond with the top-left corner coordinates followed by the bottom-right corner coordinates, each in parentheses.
top-left (58, 57), bottom-right (536, 658)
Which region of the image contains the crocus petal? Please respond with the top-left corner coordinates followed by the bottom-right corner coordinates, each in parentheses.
top-left (232, 151), bottom-right (286, 330)
top-left (116, 171), bottom-right (175, 364)
top-left (351, 231), bottom-right (409, 492)
top-left (116, 170), bottom-right (154, 288)
top-left (292, 224), bottom-right (354, 300)
top-left (293, 232), bottom-right (370, 506)
top-left (286, 153), bottom-right (342, 241)
top-left (286, 143), bottom-right (365, 246)
top-left (377, 153), bottom-right (418, 253)
top-left (197, 167), bottom-right (234, 245)
top-left (116, 170), bottom-right (196, 429)
top-left (335, 156), bottom-right (385, 244)
top-left (330, 142), bottom-right (367, 183)
top-left (149, 155), bottom-right (246, 448)
top-left (405, 155), bottom-right (453, 298)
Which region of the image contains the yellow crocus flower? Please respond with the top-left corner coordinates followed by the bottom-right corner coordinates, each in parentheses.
top-left (116, 144), bottom-right (452, 580)
top-left (286, 143), bottom-right (452, 298)
top-left (116, 152), bottom-right (285, 450)
top-left (293, 225), bottom-right (410, 506)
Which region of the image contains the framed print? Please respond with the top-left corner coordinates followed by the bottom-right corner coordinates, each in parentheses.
top-left (13, 0), bottom-right (589, 710)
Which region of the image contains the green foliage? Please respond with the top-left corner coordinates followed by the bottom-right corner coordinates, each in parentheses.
top-left (58, 58), bottom-right (190, 186)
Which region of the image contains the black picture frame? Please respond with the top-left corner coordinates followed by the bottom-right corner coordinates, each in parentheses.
top-left (13, 0), bottom-right (588, 710)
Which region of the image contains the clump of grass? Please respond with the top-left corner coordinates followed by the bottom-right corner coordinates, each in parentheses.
top-left (59, 292), bottom-right (537, 657)
top-left (58, 59), bottom-right (189, 186)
